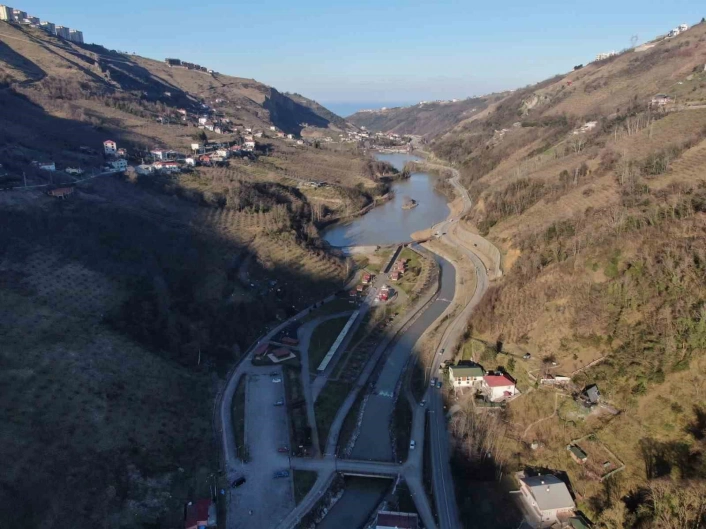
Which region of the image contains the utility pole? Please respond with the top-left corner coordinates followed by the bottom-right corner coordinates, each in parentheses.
top-left (23, 171), bottom-right (26, 188)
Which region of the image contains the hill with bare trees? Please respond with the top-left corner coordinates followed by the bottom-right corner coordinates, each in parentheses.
top-left (429, 20), bottom-right (706, 529)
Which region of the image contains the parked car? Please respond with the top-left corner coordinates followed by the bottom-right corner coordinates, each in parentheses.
top-left (277, 447), bottom-right (289, 453)
top-left (410, 440), bottom-right (416, 450)
top-left (438, 348), bottom-right (445, 355)
top-left (436, 381), bottom-right (442, 388)
top-left (269, 371), bottom-right (279, 376)
top-left (231, 477), bottom-right (246, 488)
top-left (273, 470), bottom-right (290, 479)
top-left (274, 400), bottom-right (284, 406)
top-left (272, 377), bottom-right (282, 383)
top-left (523, 353), bottom-right (531, 360)
top-left (431, 377), bottom-right (437, 387)
top-left (419, 399), bottom-right (426, 407)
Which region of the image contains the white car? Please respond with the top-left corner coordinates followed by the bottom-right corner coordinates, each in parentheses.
top-left (272, 377), bottom-right (282, 383)
top-left (409, 440), bottom-right (416, 450)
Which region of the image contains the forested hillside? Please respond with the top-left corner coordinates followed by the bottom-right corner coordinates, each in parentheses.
top-left (0, 20), bottom-right (377, 529)
top-left (436, 20), bottom-right (706, 528)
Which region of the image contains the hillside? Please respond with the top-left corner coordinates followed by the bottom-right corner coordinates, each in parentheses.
top-left (431, 21), bottom-right (706, 528)
top-left (347, 97), bottom-right (489, 137)
top-left (0, 19), bottom-right (386, 529)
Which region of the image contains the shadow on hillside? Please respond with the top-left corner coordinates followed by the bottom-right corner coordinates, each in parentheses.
top-left (263, 90), bottom-right (332, 135)
top-left (0, 40), bottom-right (46, 83)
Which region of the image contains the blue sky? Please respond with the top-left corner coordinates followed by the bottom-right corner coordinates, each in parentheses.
top-left (15, 0), bottom-right (706, 115)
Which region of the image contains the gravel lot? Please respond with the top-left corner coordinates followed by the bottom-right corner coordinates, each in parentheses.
top-left (229, 367), bottom-right (294, 528)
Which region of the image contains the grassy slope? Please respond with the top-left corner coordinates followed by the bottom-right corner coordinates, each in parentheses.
top-left (429, 21), bottom-right (706, 529)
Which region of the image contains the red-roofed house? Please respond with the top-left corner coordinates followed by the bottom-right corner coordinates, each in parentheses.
top-left (483, 373), bottom-right (517, 401)
top-left (376, 510), bottom-right (418, 529)
top-left (184, 499), bottom-right (216, 529)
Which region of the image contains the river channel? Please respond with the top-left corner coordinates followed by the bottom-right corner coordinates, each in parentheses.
top-left (322, 153), bottom-right (450, 247)
top-left (314, 156), bottom-right (458, 528)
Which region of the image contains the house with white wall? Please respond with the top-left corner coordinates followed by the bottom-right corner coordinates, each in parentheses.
top-left (482, 373), bottom-right (517, 401)
top-left (517, 474), bottom-right (575, 527)
top-left (449, 364), bottom-right (485, 388)
top-left (103, 140), bottom-right (117, 155)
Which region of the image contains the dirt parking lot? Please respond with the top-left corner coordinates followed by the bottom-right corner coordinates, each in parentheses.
top-left (229, 367), bottom-right (294, 528)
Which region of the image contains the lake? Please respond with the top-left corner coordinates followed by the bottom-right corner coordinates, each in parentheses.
top-left (322, 153), bottom-right (450, 247)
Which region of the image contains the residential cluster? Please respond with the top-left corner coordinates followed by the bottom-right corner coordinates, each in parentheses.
top-left (448, 363), bottom-right (519, 403)
top-left (595, 23), bottom-right (690, 62)
top-left (0, 4), bottom-right (84, 43)
top-left (165, 58), bottom-right (215, 74)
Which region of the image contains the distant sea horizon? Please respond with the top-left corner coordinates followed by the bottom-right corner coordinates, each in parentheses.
top-left (322, 101), bottom-right (416, 118)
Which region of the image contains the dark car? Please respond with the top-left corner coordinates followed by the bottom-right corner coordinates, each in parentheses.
top-left (273, 470), bottom-right (290, 479)
top-left (231, 477), bottom-right (246, 488)
top-left (277, 446), bottom-right (289, 453)
top-left (274, 400), bottom-right (284, 406)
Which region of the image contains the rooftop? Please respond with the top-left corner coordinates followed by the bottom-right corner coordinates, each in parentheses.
top-left (450, 365), bottom-right (485, 377)
top-left (521, 475), bottom-right (575, 512)
top-left (483, 373), bottom-right (515, 387)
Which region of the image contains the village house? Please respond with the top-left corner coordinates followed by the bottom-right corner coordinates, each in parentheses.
top-left (116, 148), bottom-right (127, 158)
top-left (135, 164), bottom-right (154, 176)
top-left (198, 117), bottom-right (209, 125)
top-left (108, 159), bottom-right (128, 172)
top-left (375, 511), bottom-right (419, 529)
top-left (103, 140), bottom-right (117, 155)
top-left (254, 131), bottom-right (263, 138)
top-left (580, 384), bottom-right (600, 407)
top-left (362, 273), bottom-right (373, 285)
top-left (276, 131), bottom-right (286, 138)
top-left (482, 373), bottom-right (517, 401)
top-left (32, 161), bottom-right (55, 171)
top-left (390, 271), bottom-right (401, 281)
top-left (216, 149), bottom-right (230, 159)
top-left (269, 126), bottom-right (277, 131)
top-left (243, 140), bottom-right (256, 151)
top-left (449, 364), bottom-right (485, 388)
top-left (153, 161), bottom-right (181, 174)
top-left (517, 474), bottom-right (576, 528)
top-left (185, 157), bottom-right (196, 167)
top-left (47, 187), bottom-right (74, 198)
top-left (184, 499), bottom-right (216, 529)
top-left (567, 445), bottom-right (588, 465)
top-left (287, 133), bottom-right (294, 139)
top-left (64, 167), bottom-right (84, 176)
top-left (651, 93), bottom-right (672, 106)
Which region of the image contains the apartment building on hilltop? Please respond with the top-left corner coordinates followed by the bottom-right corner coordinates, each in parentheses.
top-left (0, 5), bottom-right (13, 20)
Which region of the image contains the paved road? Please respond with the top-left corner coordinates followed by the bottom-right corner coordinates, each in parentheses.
top-left (297, 312), bottom-right (355, 457)
top-left (351, 254), bottom-right (455, 462)
top-left (421, 165), bottom-right (500, 529)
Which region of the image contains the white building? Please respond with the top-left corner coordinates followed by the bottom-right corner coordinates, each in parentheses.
top-left (33, 161), bottom-right (55, 171)
top-left (185, 157), bottom-right (196, 167)
top-left (69, 29), bottom-right (83, 44)
top-left (595, 51), bottom-right (617, 61)
top-left (216, 149), bottom-right (230, 159)
top-left (12, 8), bottom-right (25, 22)
top-left (679, 23), bottom-right (689, 32)
top-left (27, 15), bottom-right (38, 25)
top-left (135, 164), bottom-right (154, 176)
top-left (0, 5), bottom-right (14, 21)
top-left (518, 474), bottom-right (575, 527)
top-left (243, 140), bottom-right (256, 151)
top-left (103, 140), bottom-right (117, 155)
top-left (55, 25), bottom-right (70, 39)
top-left (198, 117), bottom-right (208, 125)
top-left (482, 373), bottom-right (518, 401)
top-left (150, 150), bottom-right (166, 160)
top-left (40, 21), bottom-right (55, 34)
top-left (448, 364), bottom-right (485, 388)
